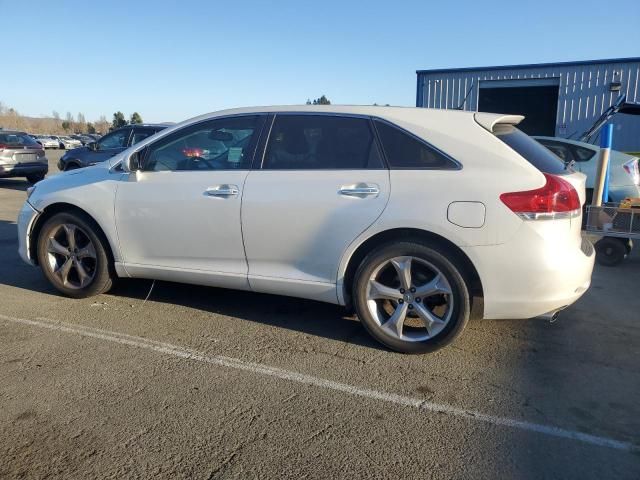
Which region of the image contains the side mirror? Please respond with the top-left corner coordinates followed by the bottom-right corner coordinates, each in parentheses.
top-left (123, 150), bottom-right (143, 172)
top-left (88, 141), bottom-right (98, 151)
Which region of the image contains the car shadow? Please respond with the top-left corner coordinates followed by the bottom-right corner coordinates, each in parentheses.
top-left (0, 179), bottom-right (30, 191)
top-left (110, 278), bottom-right (384, 350)
top-left (0, 218), bottom-right (383, 350)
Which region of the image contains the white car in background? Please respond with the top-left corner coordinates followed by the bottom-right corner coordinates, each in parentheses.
top-left (36, 136), bottom-right (59, 149)
top-left (17, 106), bottom-right (594, 353)
top-left (533, 136), bottom-right (640, 203)
top-left (58, 136), bottom-right (83, 150)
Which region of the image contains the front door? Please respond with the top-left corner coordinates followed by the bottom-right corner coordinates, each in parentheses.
top-left (114, 115), bottom-right (265, 288)
top-left (242, 114), bottom-right (390, 301)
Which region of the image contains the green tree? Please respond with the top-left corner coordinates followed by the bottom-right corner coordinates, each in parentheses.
top-left (112, 111), bottom-right (127, 129)
top-left (86, 122), bottom-right (96, 134)
top-left (310, 95), bottom-right (331, 105)
top-left (130, 112), bottom-right (143, 124)
top-left (61, 121), bottom-right (71, 132)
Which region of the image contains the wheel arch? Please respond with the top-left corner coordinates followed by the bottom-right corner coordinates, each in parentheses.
top-left (64, 160), bottom-right (82, 170)
top-left (29, 202), bottom-right (117, 268)
top-left (340, 228), bottom-right (483, 313)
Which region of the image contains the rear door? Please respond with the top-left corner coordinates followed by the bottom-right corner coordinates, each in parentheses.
top-left (241, 113), bottom-right (390, 301)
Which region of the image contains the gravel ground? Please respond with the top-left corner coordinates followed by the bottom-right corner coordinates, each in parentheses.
top-left (0, 150), bottom-right (639, 479)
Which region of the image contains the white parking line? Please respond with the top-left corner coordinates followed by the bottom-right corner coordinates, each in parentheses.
top-left (1, 313), bottom-right (638, 454)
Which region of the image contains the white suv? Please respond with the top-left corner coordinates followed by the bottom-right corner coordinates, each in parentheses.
top-left (17, 106), bottom-right (595, 353)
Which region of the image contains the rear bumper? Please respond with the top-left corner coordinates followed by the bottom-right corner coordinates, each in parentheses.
top-left (463, 226), bottom-right (595, 320)
top-left (17, 201), bottom-right (40, 266)
top-left (0, 162), bottom-right (48, 178)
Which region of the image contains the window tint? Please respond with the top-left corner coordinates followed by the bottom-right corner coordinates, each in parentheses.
top-left (98, 129), bottom-right (130, 149)
top-left (373, 120), bottom-right (456, 169)
top-left (0, 132), bottom-right (40, 147)
top-left (143, 116), bottom-right (261, 172)
top-left (494, 126), bottom-right (566, 174)
top-left (263, 115), bottom-right (383, 169)
top-left (131, 128), bottom-right (158, 145)
top-left (537, 140), bottom-right (574, 163)
top-left (572, 145), bottom-right (597, 162)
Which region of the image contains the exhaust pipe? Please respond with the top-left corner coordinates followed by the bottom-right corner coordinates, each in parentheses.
top-left (537, 307), bottom-right (566, 322)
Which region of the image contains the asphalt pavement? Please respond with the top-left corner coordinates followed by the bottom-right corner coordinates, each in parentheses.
top-left (0, 150), bottom-right (638, 479)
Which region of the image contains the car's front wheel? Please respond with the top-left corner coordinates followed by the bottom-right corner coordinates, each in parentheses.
top-left (37, 212), bottom-right (114, 298)
top-left (353, 242), bottom-right (470, 354)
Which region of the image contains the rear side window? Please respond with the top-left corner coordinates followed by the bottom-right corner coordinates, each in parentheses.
top-left (131, 128), bottom-right (159, 145)
top-left (373, 120), bottom-right (457, 169)
top-left (572, 145), bottom-right (597, 162)
top-left (495, 126), bottom-right (566, 174)
top-left (263, 115), bottom-right (383, 169)
top-left (537, 140), bottom-right (575, 163)
top-left (0, 132), bottom-right (40, 147)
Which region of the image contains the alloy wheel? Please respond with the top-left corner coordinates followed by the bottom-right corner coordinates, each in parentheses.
top-left (366, 256), bottom-right (453, 342)
top-left (45, 223), bottom-right (97, 289)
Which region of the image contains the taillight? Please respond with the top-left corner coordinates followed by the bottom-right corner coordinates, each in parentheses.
top-left (0, 143), bottom-right (7, 151)
top-left (500, 173), bottom-right (581, 220)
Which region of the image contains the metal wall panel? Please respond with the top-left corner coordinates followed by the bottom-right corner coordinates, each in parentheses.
top-left (416, 60), bottom-right (640, 151)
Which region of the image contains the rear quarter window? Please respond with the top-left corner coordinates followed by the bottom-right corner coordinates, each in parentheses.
top-left (495, 126), bottom-right (567, 174)
top-left (373, 120), bottom-right (458, 169)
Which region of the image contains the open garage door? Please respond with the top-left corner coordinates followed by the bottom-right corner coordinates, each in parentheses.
top-left (478, 78), bottom-right (559, 136)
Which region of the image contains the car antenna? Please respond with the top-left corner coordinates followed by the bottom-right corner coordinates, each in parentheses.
top-left (454, 82), bottom-right (475, 110)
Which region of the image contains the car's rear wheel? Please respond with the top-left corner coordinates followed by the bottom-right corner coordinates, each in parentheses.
top-left (36, 212), bottom-right (114, 298)
top-left (353, 242), bottom-right (470, 354)
top-left (26, 173), bottom-right (45, 184)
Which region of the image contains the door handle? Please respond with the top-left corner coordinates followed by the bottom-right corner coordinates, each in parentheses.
top-left (205, 184), bottom-right (239, 197)
top-left (339, 183), bottom-right (380, 198)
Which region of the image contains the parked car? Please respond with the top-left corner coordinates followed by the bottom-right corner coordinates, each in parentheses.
top-left (70, 135), bottom-right (91, 145)
top-left (58, 124), bottom-right (169, 171)
top-left (0, 130), bottom-right (48, 183)
top-left (59, 136), bottom-right (83, 150)
top-left (18, 106), bottom-right (595, 353)
top-left (533, 136), bottom-right (640, 202)
top-left (36, 135), bottom-right (59, 149)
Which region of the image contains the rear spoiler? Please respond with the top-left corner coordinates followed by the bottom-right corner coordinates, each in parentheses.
top-left (474, 113), bottom-right (524, 133)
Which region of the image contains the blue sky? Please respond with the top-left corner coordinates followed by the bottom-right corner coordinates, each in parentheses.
top-left (3, 0), bottom-right (638, 123)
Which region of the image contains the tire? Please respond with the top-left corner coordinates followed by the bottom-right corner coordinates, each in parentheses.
top-left (594, 237), bottom-right (627, 267)
top-left (36, 212), bottom-right (114, 298)
top-left (65, 163), bottom-right (80, 171)
top-left (353, 241), bottom-right (470, 354)
top-left (26, 173), bottom-right (45, 184)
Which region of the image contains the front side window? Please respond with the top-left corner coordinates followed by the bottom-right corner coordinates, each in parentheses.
top-left (98, 129), bottom-right (130, 150)
top-left (143, 116), bottom-right (262, 172)
top-left (263, 115), bottom-right (383, 169)
top-left (374, 120), bottom-right (457, 169)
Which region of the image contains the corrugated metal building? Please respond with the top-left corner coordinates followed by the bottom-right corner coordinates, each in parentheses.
top-left (415, 57), bottom-right (640, 151)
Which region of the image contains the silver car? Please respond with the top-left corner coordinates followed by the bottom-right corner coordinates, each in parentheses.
top-left (0, 130), bottom-right (48, 183)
